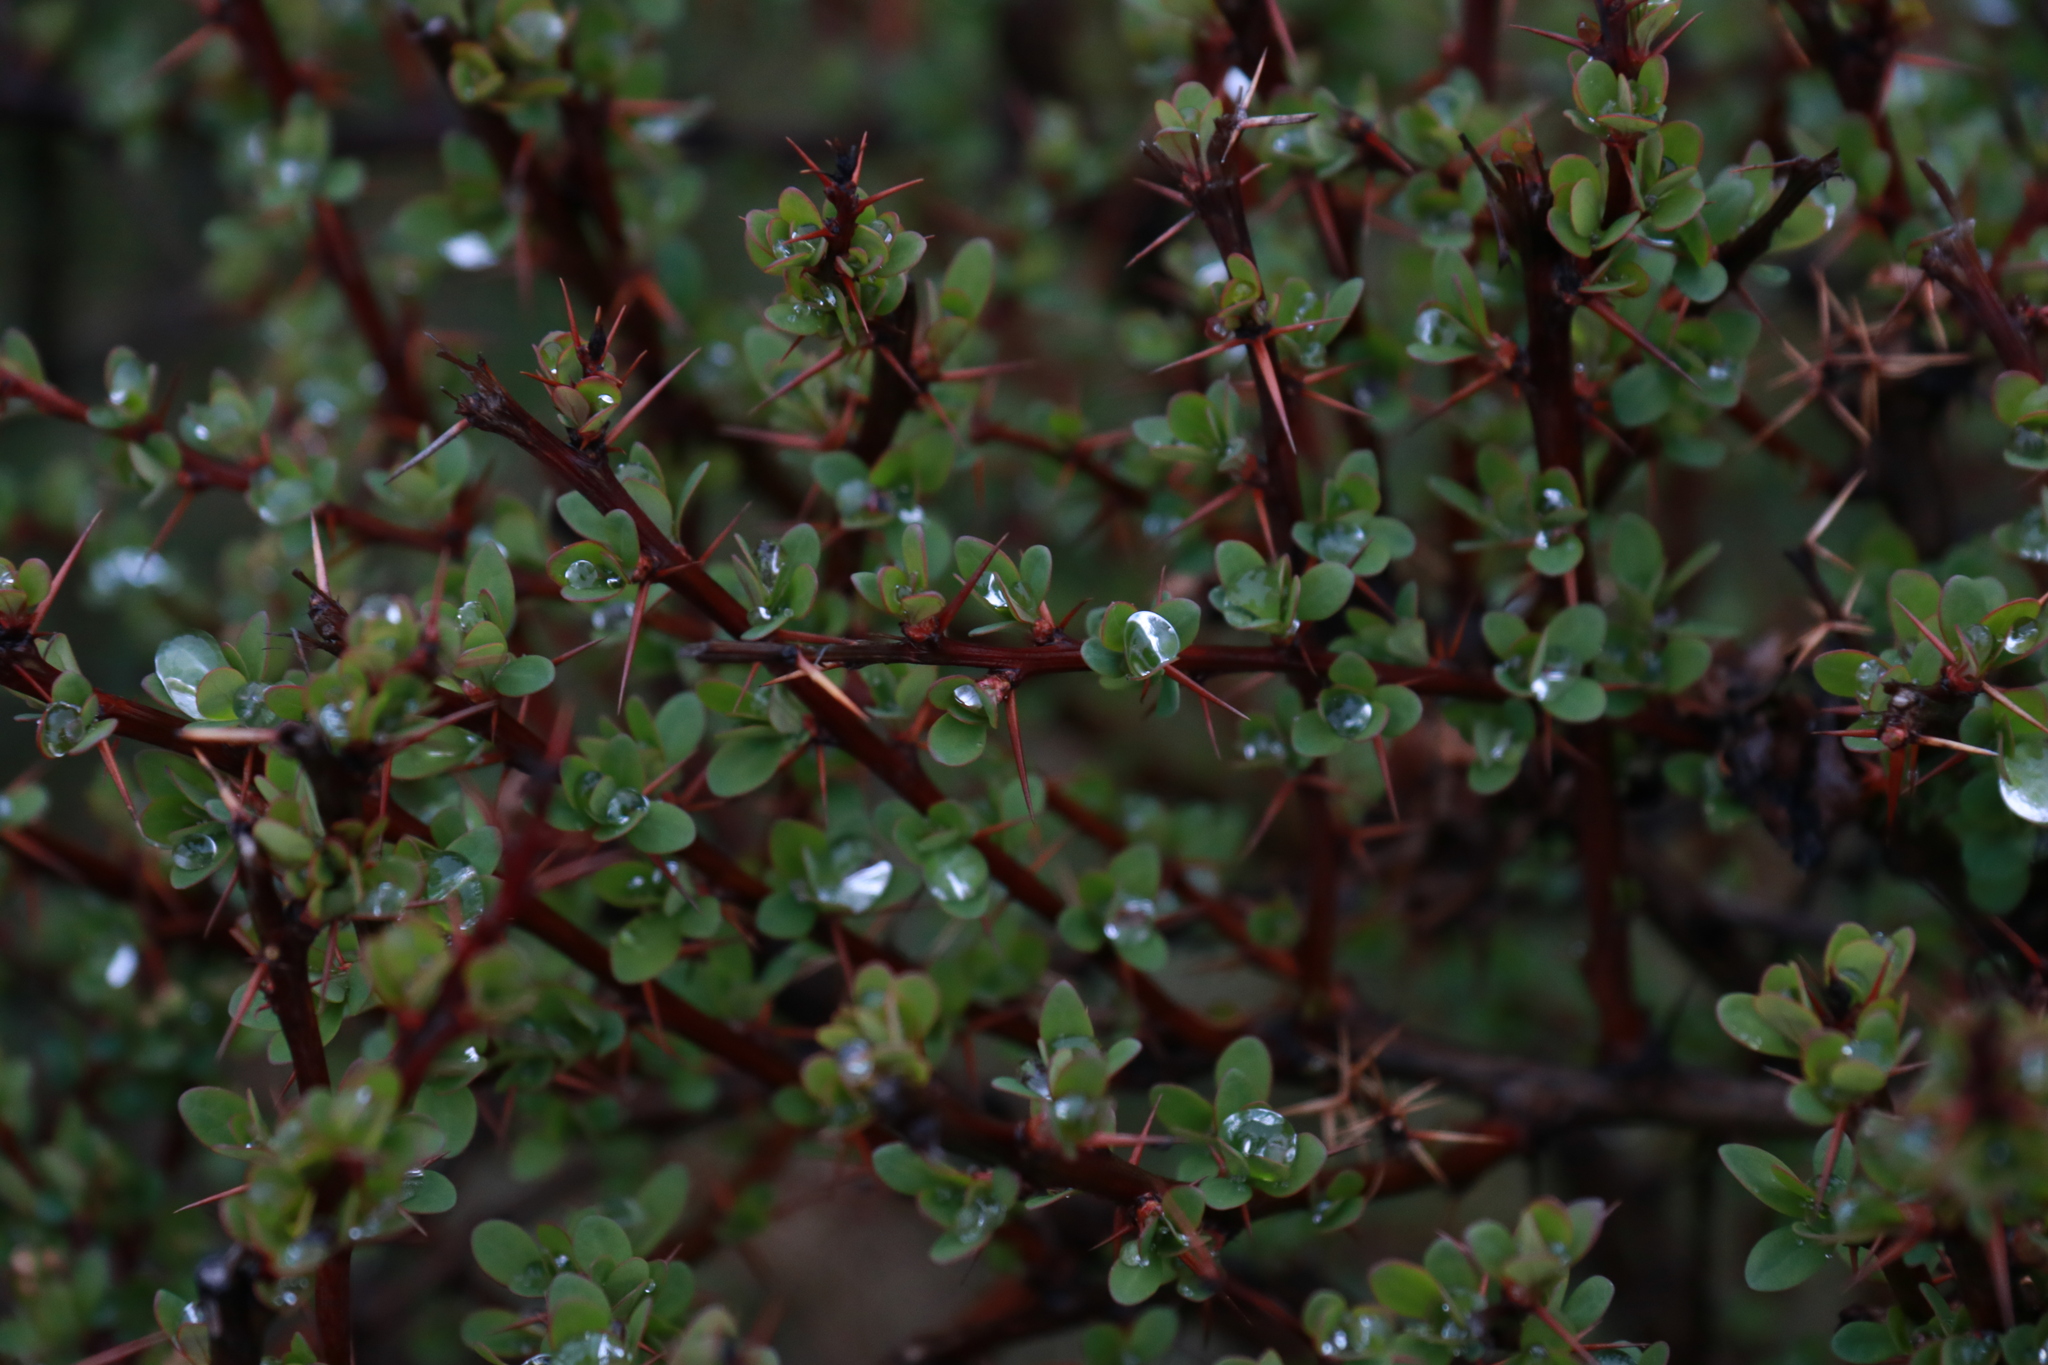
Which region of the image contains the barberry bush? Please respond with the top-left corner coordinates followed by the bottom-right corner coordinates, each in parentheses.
top-left (8, 0), bottom-right (2048, 1360)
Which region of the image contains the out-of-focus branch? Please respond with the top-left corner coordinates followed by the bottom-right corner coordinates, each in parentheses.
top-left (213, 0), bottom-right (430, 428)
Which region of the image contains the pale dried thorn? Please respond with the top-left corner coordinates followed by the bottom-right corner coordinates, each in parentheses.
top-left (389, 418), bottom-right (472, 478)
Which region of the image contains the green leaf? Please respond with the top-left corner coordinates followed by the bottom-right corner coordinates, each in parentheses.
top-left (871, 1143), bottom-right (933, 1194)
top-left (1718, 1144), bottom-right (1814, 1218)
top-left (656, 694), bottom-right (706, 765)
top-left (941, 238), bottom-right (995, 319)
top-left (1213, 1035), bottom-right (1272, 1111)
top-left (1562, 1275), bottom-right (1614, 1332)
top-left (403, 1168), bottom-right (458, 1214)
top-left (254, 818), bottom-right (316, 865)
top-left (1291, 710), bottom-right (1345, 758)
top-left (1743, 1226), bottom-right (1829, 1291)
top-left (546, 1274), bottom-right (612, 1345)
top-left (179, 1087), bottom-right (255, 1153)
top-left (632, 1165), bottom-right (692, 1255)
top-left (1813, 650), bottom-right (1879, 697)
top-left (707, 729), bottom-right (799, 797)
top-left (1040, 980), bottom-right (1094, 1046)
top-left (1610, 364), bottom-right (1673, 428)
top-left (1609, 513), bottom-right (1664, 596)
top-left (1108, 1253), bottom-right (1174, 1306)
top-left (414, 1084), bottom-right (478, 1159)
top-left (1716, 994), bottom-right (1798, 1057)
top-left (625, 802), bottom-right (695, 854)
top-left (572, 1215), bottom-right (632, 1273)
top-left (927, 714), bottom-right (989, 767)
top-left (1297, 561), bottom-right (1355, 621)
top-left (1481, 611), bottom-right (1529, 656)
top-left (1887, 568), bottom-right (1942, 650)
top-left (155, 634), bottom-right (228, 720)
top-left (1368, 1260), bottom-right (1444, 1318)
top-left (610, 913), bottom-right (685, 983)
top-left (492, 655), bottom-right (555, 696)
top-left (1541, 676), bottom-right (1606, 723)
top-left (472, 1221), bottom-right (551, 1297)
top-left (1543, 604), bottom-right (1607, 660)
top-left (1831, 1322), bottom-right (1901, 1364)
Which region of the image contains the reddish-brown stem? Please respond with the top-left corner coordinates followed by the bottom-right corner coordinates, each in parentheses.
top-left (215, 0), bottom-right (427, 430)
top-left (851, 291), bottom-right (921, 463)
top-left (673, 635), bottom-right (1503, 695)
top-left (1456, 0), bottom-right (1503, 96)
top-left (1777, 0), bottom-right (1910, 227)
top-left (1477, 143), bottom-right (1648, 1062)
top-left (1917, 160), bottom-right (2043, 379)
top-left (231, 832), bottom-right (351, 1362)
top-left (1574, 722), bottom-right (1648, 1060)
top-left (1296, 766), bottom-right (1341, 1018)
top-left (1716, 154), bottom-right (1842, 294)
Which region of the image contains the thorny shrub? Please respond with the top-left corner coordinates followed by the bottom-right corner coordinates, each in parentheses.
top-left (9, 0), bottom-right (2048, 1361)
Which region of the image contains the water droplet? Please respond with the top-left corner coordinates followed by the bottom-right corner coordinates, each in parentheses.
top-left (1117, 1239), bottom-right (1153, 1269)
top-left (952, 1190), bottom-right (1005, 1242)
top-left (1240, 729), bottom-right (1287, 763)
top-left (104, 943), bottom-right (139, 988)
top-left (364, 881), bottom-right (409, 917)
top-left (924, 846), bottom-right (984, 904)
top-left (1413, 307), bottom-right (1457, 347)
top-left (2001, 743), bottom-right (2048, 824)
top-left (1321, 690), bottom-right (1376, 739)
top-left (1528, 665), bottom-right (1572, 702)
top-left (1103, 897), bottom-right (1158, 943)
top-left (426, 854), bottom-right (482, 925)
top-left (39, 704), bottom-right (82, 755)
top-left (601, 788), bottom-right (649, 830)
top-left (2010, 428), bottom-right (2048, 471)
top-left (563, 559), bottom-right (622, 594)
top-left (1123, 610), bottom-right (1181, 679)
top-left (235, 682), bottom-right (277, 726)
top-left (1856, 657), bottom-right (1888, 689)
top-left (818, 859), bottom-right (893, 913)
top-left (2004, 507), bottom-right (2048, 563)
top-left (836, 1038), bottom-right (875, 1085)
top-left (317, 700), bottom-right (353, 742)
top-left (1479, 722), bottom-right (1516, 765)
top-left (439, 232), bottom-right (498, 271)
top-left (1051, 1093), bottom-right (1092, 1125)
top-left (1313, 522), bottom-right (1369, 564)
top-left (757, 541), bottom-right (783, 578)
top-left (980, 573), bottom-right (1009, 609)
top-left (457, 599), bottom-right (486, 631)
top-left (173, 832), bottom-right (219, 872)
top-left (1219, 1105), bottom-right (1299, 1171)
top-left (1539, 486), bottom-right (1569, 512)
top-left (2006, 618), bottom-right (2041, 655)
